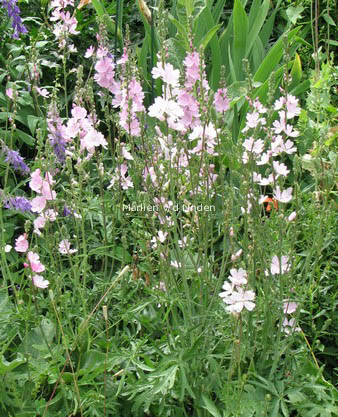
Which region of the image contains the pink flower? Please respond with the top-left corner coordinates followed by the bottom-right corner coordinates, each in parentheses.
top-left (29, 169), bottom-right (43, 192)
top-left (219, 281), bottom-right (233, 299)
top-left (282, 317), bottom-right (301, 334)
top-left (152, 62), bottom-right (180, 87)
top-left (59, 239), bottom-right (77, 254)
top-left (31, 196), bottom-right (47, 213)
top-left (273, 161), bottom-right (290, 177)
top-left (27, 251), bottom-right (45, 273)
top-left (41, 181), bottom-right (56, 200)
top-left (244, 112), bottom-right (266, 130)
top-left (231, 249), bottom-right (243, 262)
top-left (32, 274), bottom-right (49, 289)
top-left (223, 287), bottom-right (256, 313)
top-left (273, 186), bottom-right (293, 203)
top-left (170, 260), bottom-right (181, 268)
top-left (157, 231), bottom-right (168, 243)
top-left (33, 216), bottom-right (47, 235)
top-left (270, 255), bottom-right (290, 275)
top-left (283, 300), bottom-right (298, 314)
top-left (6, 88), bottom-right (14, 99)
top-left (85, 45), bottom-right (95, 58)
top-left (214, 88), bottom-right (229, 112)
top-left (35, 87), bottom-right (50, 98)
top-left (15, 234), bottom-right (29, 252)
top-left (288, 211), bottom-right (297, 222)
top-left (81, 129), bottom-right (108, 151)
top-left (228, 268), bottom-right (247, 285)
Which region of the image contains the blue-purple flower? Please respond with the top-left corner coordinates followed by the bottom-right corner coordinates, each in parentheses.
top-left (1, 0), bottom-right (28, 39)
top-left (1, 145), bottom-right (30, 174)
top-left (4, 196), bottom-right (32, 212)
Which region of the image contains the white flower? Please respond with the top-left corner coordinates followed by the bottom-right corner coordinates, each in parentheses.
top-left (270, 255), bottom-right (290, 275)
top-left (282, 318), bottom-right (301, 334)
top-left (228, 268), bottom-right (247, 286)
top-left (32, 274), bottom-right (49, 289)
top-left (273, 186), bottom-right (293, 203)
top-left (59, 239), bottom-right (77, 255)
top-left (224, 288), bottom-right (256, 313)
top-left (4, 245), bottom-right (12, 253)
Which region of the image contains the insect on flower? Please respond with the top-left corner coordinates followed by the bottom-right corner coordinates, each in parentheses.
top-left (262, 197), bottom-right (278, 213)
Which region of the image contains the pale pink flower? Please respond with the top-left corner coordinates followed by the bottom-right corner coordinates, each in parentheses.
top-left (231, 249), bottom-right (243, 262)
top-left (228, 268), bottom-right (247, 286)
top-left (29, 169), bottom-right (43, 192)
top-left (32, 274), bottom-right (49, 289)
top-left (84, 45), bottom-right (95, 58)
top-left (288, 211), bottom-right (297, 222)
top-left (214, 88), bottom-right (229, 112)
top-left (41, 181), bottom-right (56, 200)
top-left (27, 251), bottom-right (45, 273)
top-left (282, 317), bottom-right (301, 334)
top-left (273, 186), bottom-right (293, 203)
top-left (273, 161), bottom-right (290, 177)
top-left (270, 255), bottom-right (290, 275)
top-left (6, 88), bottom-right (14, 99)
top-left (33, 216), bottom-right (47, 235)
top-left (122, 146), bottom-right (134, 160)
top-left (170, 260), bottom-right (181, 268)
top-left (244, 112), bottom-right (266, 130)
top-left (219, 281), bottom-right (233, 299)
top-left (285, 95), bottom-right (301, 119)
top-left (283, 300), bottom-right (298, 314)
top-left (224, 288), bottom-right (256, 313)
top-left (157, 231), bottom-right (168, 243)
top-left (35, 87), bottom-right (50, 98)
top-left (15, 234), bottom-right (29, 252)
top-left (82, 129), bottom-right (108, 151)
top-left (59, 239), bottom-right (77, 254)
top-left (31, 196), bottom-right (47, 213)
top-left (152, 62), bottom-right (180, 87)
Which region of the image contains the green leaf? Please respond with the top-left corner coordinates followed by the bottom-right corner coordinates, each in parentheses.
top-left (322, 13), bottom-right (336, 26)
top-left (168, 14), bottom-right (190, 50)
top-left (286, 5), bottom-right (304, 25)
top-left (201, 394), bottom-right (222, 417)
top-left (199, 24), bottom-right (222, 51)
top-left (245, 0), bottom-right (270, 58)
top-left (233, 0), bottom-right (248, 78)
top-left (27, 115), bottom-right (40, 136)
top-left (253, 27), bottom-right (300, 83)
top-left (0, 354), bottom-right (25, 375)
top-left (289, 53), bottom-right (302, 90)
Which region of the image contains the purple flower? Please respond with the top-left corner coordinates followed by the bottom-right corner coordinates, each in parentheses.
top-left (4, 196), bottom-right (32, 212)
top-left (1, 0), bottom-right (28, 39)
top-left (2, 146), bottom-right (30, 174)
top-left (47, 106), bottom-right (68, 163)
top-left (62, 205), bottom-right (72, 217)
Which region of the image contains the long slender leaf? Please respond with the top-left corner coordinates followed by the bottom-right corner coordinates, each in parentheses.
top-left (233, 0), bottom-right (248, 79)
top-left (245, 0), bottom-right (270, 58)
top-left (253, 27), bottom-right (300, 83)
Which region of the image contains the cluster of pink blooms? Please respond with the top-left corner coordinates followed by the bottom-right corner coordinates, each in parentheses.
top-left (219, 268), bottom-right (256, 313)
top-left (90, 45), bottom-right (231, 200)
top-left (14, 233), bottom-right (49, 289)
top-left (50, 0), bottom-right (79, 51)
top-left (240, 93), bottom-right (301, 214)
top-left (29, 169), bottom-right (58, 235)
top-left (47, 104), bottom-right (108, 161)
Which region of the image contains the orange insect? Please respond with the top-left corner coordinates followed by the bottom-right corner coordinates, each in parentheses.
top-left (263, 197), bottom-right (278, 212)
